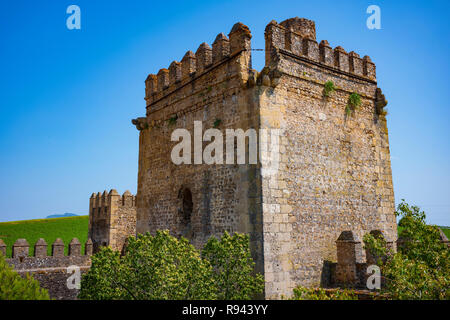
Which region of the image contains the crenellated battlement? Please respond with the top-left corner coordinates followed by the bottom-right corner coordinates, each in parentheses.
top-left (141, 17), bottom-right (377, 123)
top-left (265, 17), bottom-right (376, 81)
top-left (1, 237), bottom-right (92, 300)
top-left (144, 22), bottom-right (252, 107)
top-left (0, 237), bottom-right (93, 259)
top-left (89, 189), bottom-right (136, 213)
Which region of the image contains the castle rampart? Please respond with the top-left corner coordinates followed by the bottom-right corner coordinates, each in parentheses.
top-left (2, 237), bottom-right (92, 300)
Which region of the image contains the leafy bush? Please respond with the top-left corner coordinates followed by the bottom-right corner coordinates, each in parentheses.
top-left (364, 200), bottom-right (450, 300)
top-left (202, 232), bottom-right (264, 299)
top-left (79, 230), bottom-right (215, 300)
top-left (292, 286), bottom-right (357, 300)
top-left (79, 231), bottom-right (264, 300)
top-left (0, 254), bottom-right (50, 300)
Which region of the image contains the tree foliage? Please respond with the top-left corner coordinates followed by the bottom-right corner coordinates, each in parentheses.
top-left (202, 232), bottom-right (264, 299)
top-left (79, 231), bottom-right (215, 300)
top-left (364, 200), bottom-right (450, 299)
top-left (0, 254), bottom-right (50, 300)
top-left (79, 230), bottom-right (264, 300)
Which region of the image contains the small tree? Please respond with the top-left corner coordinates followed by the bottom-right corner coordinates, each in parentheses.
top-left (202, 232), bottom-right (264, 300)
top-left (364, 200), bottom-right (450, 299)
top-left (79, 231), bottom-right (216, 300)
top-left (0, 254), bottom-right (50, 300)
top-left (79, 231), bottom-right (264, 300)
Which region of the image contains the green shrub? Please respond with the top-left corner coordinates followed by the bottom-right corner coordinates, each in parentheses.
top-left (364, 200), bottom-right (450, 300)
top-left (79, 231), bottom-right (264, 300)
top-left (0, 254), bottom-right (50, 300)
top-left (79, 230), bottom-right (215, 300)
top-left (202, 232), bottom-right (264, 299)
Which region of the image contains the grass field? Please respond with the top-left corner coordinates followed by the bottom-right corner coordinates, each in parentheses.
top-left (440, 226), bottom-right (450, 239)
top-left (0, 216), bottom-right (89, 257)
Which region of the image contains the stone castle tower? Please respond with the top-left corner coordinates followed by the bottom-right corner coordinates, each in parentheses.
top-left (91, 17), bottom-right (396, 299)
top-left (88, 190), bottom-right (136, 253)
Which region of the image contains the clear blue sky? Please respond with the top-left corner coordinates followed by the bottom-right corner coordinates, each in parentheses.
top-left (0, 0), bottom-right (449, 225)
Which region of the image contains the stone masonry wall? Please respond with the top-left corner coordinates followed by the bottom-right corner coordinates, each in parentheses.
top-left (259, 18), bottom-right (397, 298)
top-left (134, 23), bottom-right (264, 271)
top-left (1, 237), bottom-right (92, 300)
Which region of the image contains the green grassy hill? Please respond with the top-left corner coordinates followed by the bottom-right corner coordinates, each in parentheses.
top-left (440, 226), bottom-right (450, 239)
top-left (0, 216), bottom-right (89, 257)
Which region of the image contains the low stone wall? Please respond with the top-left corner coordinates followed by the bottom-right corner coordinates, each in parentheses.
top-left (1, 237), bottom-right (92, 300)
top-left (332, 229), bottom-right (450, 289)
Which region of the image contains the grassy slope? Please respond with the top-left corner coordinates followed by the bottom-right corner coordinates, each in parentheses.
top-left (440, 227), bottom-right (450, 239)
top-left (398, 225), bottom-right (450, 239)
top-left (0, 216), bottom-right (89, 257)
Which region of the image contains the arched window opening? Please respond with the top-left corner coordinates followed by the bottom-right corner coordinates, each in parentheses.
top-left (181, 188), bottom-right (193, 225)
top-left (178, 187), bottom-right (194, 240)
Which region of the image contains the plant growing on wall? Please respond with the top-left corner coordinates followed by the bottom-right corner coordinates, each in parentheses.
top-left (345, 92), bottom-right (361, 116)
top-left (322, 80), bottom-right (336, 98)
top-left (167, 115), bottom-right (178, 126)
top-left (213, 118), bottom-right (222, 128)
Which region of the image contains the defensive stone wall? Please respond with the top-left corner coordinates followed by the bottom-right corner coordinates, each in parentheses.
top-left (1, 237), bottom-right (92, 300)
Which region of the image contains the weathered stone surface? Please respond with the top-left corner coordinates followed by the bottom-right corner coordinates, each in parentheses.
top-left (52, 238), bottom-right (64, 257)
top-left (34, 238), bottom-right (47, 258)
top-left (5, 237), bottom-right (92, 300)
top-left (12, 239), bottom-right (29, 258)
top-left (0, 239), bottom-right (6, 256)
